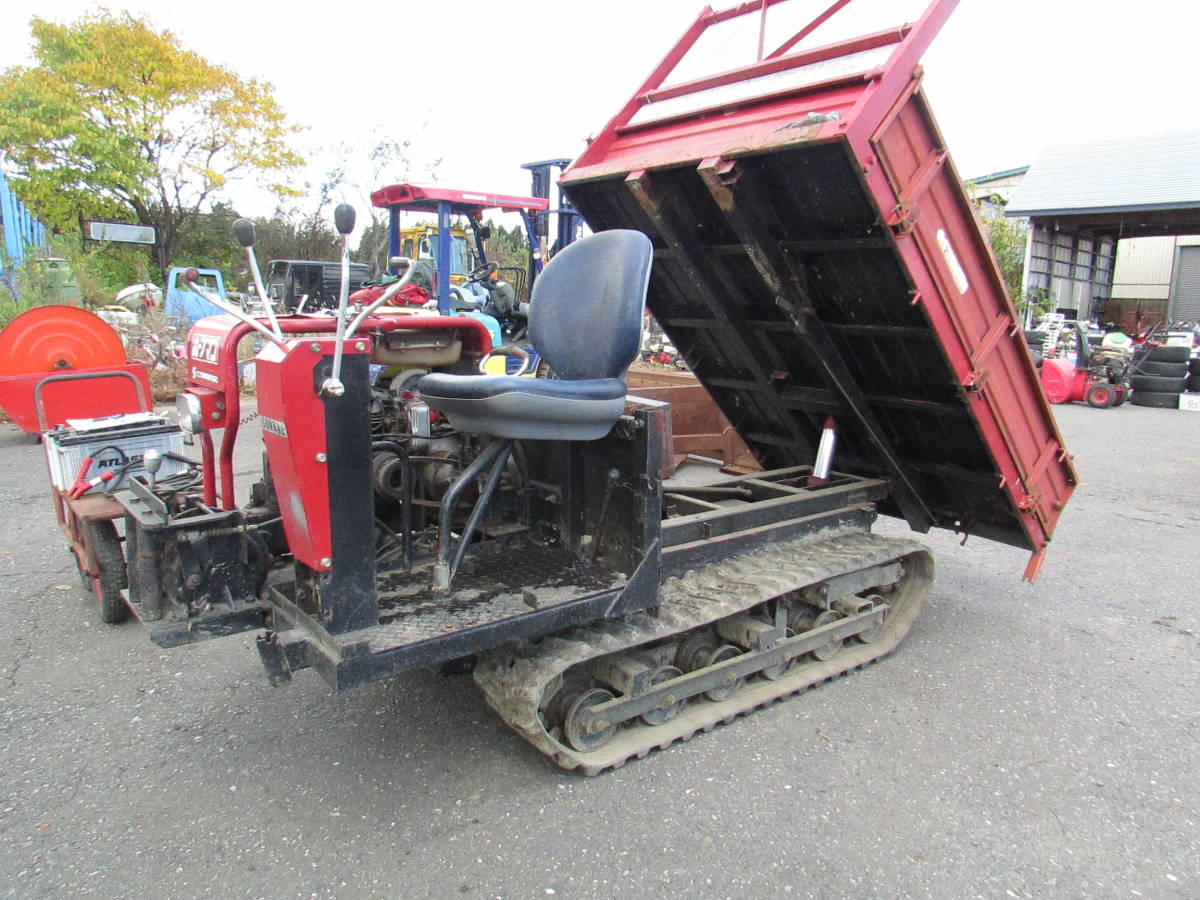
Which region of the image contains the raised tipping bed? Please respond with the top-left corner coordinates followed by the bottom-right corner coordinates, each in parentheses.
top-left (562, 0), bottom-right (1076, 578)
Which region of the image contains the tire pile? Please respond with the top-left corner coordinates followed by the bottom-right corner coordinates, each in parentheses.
top-left (1024, 330), bottom-right (1045, 367)
top-left (1130, 345), bottom-right (1194, 408)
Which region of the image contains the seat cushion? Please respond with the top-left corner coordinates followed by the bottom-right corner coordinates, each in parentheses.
top-left (417, 373), bottom-right (627, 440)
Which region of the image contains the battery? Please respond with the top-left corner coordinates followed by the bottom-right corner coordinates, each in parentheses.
top-left (44, 415), bottom-right (187, 494)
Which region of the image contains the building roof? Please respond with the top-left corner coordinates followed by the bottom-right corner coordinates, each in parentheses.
top-left (1007, 131), bottom-right (1200, 217)
top-left (965, 166), bottom-right (1028, 185)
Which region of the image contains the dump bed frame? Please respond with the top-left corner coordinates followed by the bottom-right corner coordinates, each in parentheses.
top-left (563, 0), bottom-right (1075, 577)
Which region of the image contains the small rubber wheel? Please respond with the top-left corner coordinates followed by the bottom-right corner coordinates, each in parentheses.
top-left (1130, 374), bottom-right (1186, 393)
top-left (1111, 389), bottom-right (1127, 407)
top-left (1130, 390), bottom-right (1180, 409)
top-left (809, 609), bottom-right (845, 661)
top-left (1146, 345), bottom-right (1191, 363)
top-left (89, 520), bottom-right (128, 624)
top-left (703, 645), bottom-right (745, 702)
top-left (1085, 382), bottom-right (1115, 408)
top-left (563, 688), bottom-right (617, 752)
top-left (639, 666), bottom-right (686, 726)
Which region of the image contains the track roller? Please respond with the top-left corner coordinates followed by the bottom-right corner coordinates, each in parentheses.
top-left (474, 531), bottom-right (935, 775)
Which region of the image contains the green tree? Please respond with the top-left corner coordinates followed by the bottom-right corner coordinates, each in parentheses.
top-left (172, 201), bottom-right (243, 278)
top-left (483, 221), bottom-right (530, 271)
top-left (0, 12), bottom-right (303, 276)
top-left (979, 214), bottom-right (1026, 302)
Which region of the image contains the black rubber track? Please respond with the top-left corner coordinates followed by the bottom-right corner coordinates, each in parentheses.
top-left (1131, 391), bottom-right (1181, 409)
top-left (1130, 374), bottom-right (1186, 394)
top-left (1146, 345), bottom-right (1191, 363)
top-left (1134, 360), bottom-right (1188, 378)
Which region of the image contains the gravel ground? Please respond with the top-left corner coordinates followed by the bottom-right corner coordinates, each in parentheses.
top-left (0, 401), bottom-right (1197, 899)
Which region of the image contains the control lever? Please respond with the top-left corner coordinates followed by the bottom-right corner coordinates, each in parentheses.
top-left (232, 218), bottom-right (283, 340)
top-left (181, 268), bottom-right (285, 348)
top-left (143, 447), bottom-right (163, 490)
top-left (321, 203), bottom-right (357, 398)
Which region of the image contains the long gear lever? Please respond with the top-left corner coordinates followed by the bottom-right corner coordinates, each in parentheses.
top-left (320, 204), bottom-right (357, 398)
top-left (231, 217), bottom-right (283, 341)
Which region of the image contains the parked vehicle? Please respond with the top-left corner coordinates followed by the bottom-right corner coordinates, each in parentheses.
top-left (55, 0), bottom-right (1074, 778)
top-left (265, 259), bottom-right (371, 313)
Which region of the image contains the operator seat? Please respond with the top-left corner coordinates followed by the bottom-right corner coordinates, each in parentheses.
top-left (418, 229), bottom-right (652, 591)
top-left (417, 229), bottom-right (653, 439)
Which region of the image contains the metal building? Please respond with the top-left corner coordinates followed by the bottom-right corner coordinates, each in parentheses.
top-left (1006, 130), bottom-right (1200, 325)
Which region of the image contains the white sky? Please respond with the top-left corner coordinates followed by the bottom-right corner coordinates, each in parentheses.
top-left (3, 0), bottom-right (1199, 224)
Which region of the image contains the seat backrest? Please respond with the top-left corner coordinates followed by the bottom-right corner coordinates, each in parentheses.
top-left (529, 229), bottom-right (653, 380)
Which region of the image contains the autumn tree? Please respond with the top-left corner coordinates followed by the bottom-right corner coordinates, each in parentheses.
top-left (0, 12), bottom-right (302, 276)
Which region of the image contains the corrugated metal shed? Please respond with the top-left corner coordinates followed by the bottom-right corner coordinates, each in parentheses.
top-left (1008, 131), bottom-right (1200, 216)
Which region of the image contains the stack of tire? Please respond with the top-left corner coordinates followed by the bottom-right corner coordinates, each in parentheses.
top-left (1024, 330), bottom-right (1045, 367)
top-left (1130, 345), bottom-right (1191, 408)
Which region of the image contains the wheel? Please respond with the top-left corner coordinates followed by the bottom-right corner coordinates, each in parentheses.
top-left (674, 631), bottom-right (716, 674)
top-left (855, 595), bottom-right (888, 644)
top-left (702, 644), bottom-right (745, 702)
top-left (1130, 390), bottom-right (1180, 409)
top-left (88, 520), bottom-right (128, 624)
top-left (1111, 388), bottom-right (1127, 407)
top-left (563, 688), bottom-right (617, 752)
top-left (1085, 382), bottom-right (1116, 408)
top-left (759, 606), bottom-right (794, 680)
top-left (759, 658), bottom-right (792, 681)
top-left (1136, 360), bottom-right (1188, 377)
top-left (639, 666), bottom-right (686, 726)
top-left (808, 609), bottom-right (845, 661)
top-left (1146, 345), bottom-right (1191, 363)
top-left (465, 262), bottom-right (499, 284)
top-left (541, 673), bottom-right (592, 734)
top-left (1130, 374), bottom-right (1186, 394)
top-left (1188, 374), bottom-right (1200, 393)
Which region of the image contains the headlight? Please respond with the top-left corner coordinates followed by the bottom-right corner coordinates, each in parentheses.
top-left (176, 392), bottom-right (203, 434)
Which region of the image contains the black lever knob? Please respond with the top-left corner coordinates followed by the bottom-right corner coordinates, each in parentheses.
top-left (232, 218), bottom-right (256, 248)
top-left (334, 203), bottom-right (356, 236)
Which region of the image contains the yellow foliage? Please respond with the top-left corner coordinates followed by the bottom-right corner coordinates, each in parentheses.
top-left (0, 11), bottom-right (303, 268)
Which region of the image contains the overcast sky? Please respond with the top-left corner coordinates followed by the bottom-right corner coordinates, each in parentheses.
top-left (3, 0), bottom-right (1198, 224)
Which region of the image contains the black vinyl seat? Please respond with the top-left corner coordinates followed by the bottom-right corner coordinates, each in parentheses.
top-left (417, 229), bottom-right (653, 440)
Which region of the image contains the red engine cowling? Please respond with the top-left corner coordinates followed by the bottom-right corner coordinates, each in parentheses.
top-left (1040, 358), bottom-right (1087, 404)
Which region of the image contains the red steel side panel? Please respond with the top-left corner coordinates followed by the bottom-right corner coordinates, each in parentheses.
top-left (860, 86), bottom-right (1076, 554)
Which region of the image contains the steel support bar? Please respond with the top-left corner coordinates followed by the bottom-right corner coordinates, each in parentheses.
top-left (436, 201), bottom-right (452, 313)
top-left (584, 603), bottom-right (890, 727)
top-left (696, 158), bottom-right (933, 533)
top-left (434, 439), bottom-right (513, 591)
top-left (625, 169), bottom-right (813, 463)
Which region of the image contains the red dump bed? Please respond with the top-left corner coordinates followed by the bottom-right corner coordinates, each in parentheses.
top-left (563, 0), bottom-right (1076, 577)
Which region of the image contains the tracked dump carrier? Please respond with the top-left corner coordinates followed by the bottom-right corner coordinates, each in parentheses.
top-left (107, 0), bottom-right (1075, 775)
top-left (474, 0), bottom-right (1077, 770)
